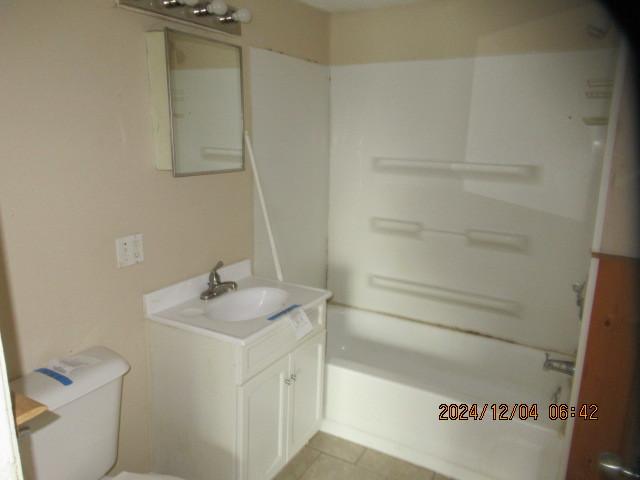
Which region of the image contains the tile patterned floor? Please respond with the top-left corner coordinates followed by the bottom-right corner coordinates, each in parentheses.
top-left (275, 432), bottom-right (455, 480)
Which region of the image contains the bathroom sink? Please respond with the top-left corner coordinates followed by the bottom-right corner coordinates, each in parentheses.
top-left (199, 287), bottom-right (289, 322)
top-left (145, 260), bottom-right (333, 342)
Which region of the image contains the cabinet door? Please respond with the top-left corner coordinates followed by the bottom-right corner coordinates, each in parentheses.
top-left (288, 331), bottom-right (326, 455)
top-left (238, 356), bottom-right (290, 480)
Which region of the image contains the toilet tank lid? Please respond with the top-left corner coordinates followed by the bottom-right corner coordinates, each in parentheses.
top-left (10, 346), bottom-right (130, 411)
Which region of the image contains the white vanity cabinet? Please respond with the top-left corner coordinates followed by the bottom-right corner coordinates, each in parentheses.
top-left (147, 300), bottom-right (328, 480)
top-left (238, 330), bottom-right (325, 480)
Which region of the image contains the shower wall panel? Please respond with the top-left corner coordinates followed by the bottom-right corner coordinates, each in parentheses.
top-left (328, 49), bottom-right (617, 354)
top-left (250, 48), bottom-right (330, 288)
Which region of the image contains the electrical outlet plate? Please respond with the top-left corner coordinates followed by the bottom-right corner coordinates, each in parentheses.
top-left (116, 234), bottom-right (144, 268)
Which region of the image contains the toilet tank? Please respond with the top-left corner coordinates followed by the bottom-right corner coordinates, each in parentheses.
top-left (10, 347), bottom-right (130, 480)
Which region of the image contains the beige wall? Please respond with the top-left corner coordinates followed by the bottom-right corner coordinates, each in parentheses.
top-left (0, 0), bottom-right (328, 475)
top-left (330, 0), bottom-right (618, 65)
top-left (601, 64), bottom-right (639, 258)
top-left (243, 0), bottom-right (330, 64)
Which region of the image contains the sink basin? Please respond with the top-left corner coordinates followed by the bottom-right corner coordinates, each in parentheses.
top-left (201, 287), bottom-right (289, 322)
top-left (145, 262), bottom-right (333, 342)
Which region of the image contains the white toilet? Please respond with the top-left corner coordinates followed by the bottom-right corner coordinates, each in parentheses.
top-left (10, 346), bottom-right (184, 480)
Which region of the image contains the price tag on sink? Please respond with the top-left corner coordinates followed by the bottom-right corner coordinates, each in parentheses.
top-left (289, 307), bottom-right (313, 340)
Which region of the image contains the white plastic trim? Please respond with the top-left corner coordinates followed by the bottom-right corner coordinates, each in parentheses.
top-left (244, 131), bottom-right (284, 281)
top-left (591, 43), bottom-right (628, 253)
top-left (556, 257), bottom-right (600, 479)
top-left (0, 331), bottom-right (23, 480)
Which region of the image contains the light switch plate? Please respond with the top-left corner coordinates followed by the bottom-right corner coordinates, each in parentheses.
top-left (116, 234), bottom-right (144, 268)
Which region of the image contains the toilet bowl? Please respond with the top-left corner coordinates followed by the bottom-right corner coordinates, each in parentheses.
top-left (11, 346), bottom-right (185, 480)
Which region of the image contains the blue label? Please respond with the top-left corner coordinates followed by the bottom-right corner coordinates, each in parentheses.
top-left (267, 304), bottom-right (301, 321)
top-left (35, 367), bottom-right (73, 386)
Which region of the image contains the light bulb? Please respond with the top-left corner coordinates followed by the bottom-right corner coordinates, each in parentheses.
top-left (231, 7), bottom-right (252, 23)
top-left (207, 0), bottom-right (228, 15)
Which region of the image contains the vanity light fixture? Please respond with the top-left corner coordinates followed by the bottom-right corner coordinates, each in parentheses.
top-left (162, 0), bottom-right (199, 7)
top-left (194, 0), bottom-right (228, 15)
top-left (193, 0), bottom-right (252, 24)
top-left (117, 0), bottom-right (248, 35)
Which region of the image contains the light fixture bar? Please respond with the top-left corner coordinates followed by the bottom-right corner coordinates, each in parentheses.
top-left (117, 0), bottom-right (246, 36)
top-left (192, 1), bottom-right (252, 23)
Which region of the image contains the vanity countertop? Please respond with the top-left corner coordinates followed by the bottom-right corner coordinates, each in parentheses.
top-left (143, 260), bottom-right (331, 346)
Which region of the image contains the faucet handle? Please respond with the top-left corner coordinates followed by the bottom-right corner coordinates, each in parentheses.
top-left (209, 260), bottom-right (224, 286)
top-left (572, 280), bottom-right (586, 293)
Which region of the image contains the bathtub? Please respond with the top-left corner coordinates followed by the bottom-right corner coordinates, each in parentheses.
top-left (322, 305), bottom-right (573, 480)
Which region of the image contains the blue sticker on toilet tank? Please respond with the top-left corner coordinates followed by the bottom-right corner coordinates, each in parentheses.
top-left (35, 368), bottom-right (73, 386)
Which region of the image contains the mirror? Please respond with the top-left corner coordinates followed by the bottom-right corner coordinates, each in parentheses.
top-left (166, 30), bottom-right (244, 176)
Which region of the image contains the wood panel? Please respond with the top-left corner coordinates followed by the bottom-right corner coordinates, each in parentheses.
top-left (567, 255), bottom-right (640, 479)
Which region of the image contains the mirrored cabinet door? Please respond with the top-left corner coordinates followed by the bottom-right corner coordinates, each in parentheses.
top-left (147, 29), bottom-right (244, 176)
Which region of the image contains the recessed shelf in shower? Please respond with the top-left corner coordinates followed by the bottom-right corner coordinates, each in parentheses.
top-left (585, 90), bottom-right (612, 99)
top-left (587, 78), bottom-right (613, 88)
top-left (582, 116), bottom-right (609, 126)
top-left (370, 217), bottom-right (529, 252)
top-left (372, 157), bottom-right (537, 178)
top-left (369, 274), bottom-right (521, 316)
top-left (585, 78), bottom-right (613, 99)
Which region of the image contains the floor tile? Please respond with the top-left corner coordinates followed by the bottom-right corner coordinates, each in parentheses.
top-left (308, 432), bottom-right (365, 463)
top-left (275, 446), bottom-right (321, 480)
top-left (300, 454), bottom-right (385, 480)
top-left (357, 448), bottom-right (435, 480)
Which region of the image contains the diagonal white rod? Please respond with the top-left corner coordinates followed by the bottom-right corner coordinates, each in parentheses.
top-left (244, 130), bottom-right (284, 282)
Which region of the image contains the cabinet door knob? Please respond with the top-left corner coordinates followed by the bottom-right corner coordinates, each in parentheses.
top-left (284, 378), bottom-right (291, 385)
top-left (290, 373), bottom-right (297, 382)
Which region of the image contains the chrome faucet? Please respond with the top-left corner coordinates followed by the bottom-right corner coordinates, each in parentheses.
top-left (543, 353), bottom-right (575, 376)
top-left (200, 261), bottom-right (238, 301)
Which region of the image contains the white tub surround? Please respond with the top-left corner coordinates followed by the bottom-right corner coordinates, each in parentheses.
top-left (322, 48), bottom-right (617, 479)
top-left (250, 47), bottom-right (330, 288)
top-left (143, 260), bottom-right (331, 480)
top-left (328, 49), bottom-right (617, 354)
top-left (322, 305), bottom-right (572, 480)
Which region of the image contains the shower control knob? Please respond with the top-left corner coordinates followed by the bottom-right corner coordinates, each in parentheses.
top-left (572, 279), bottom-right (587, 320)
